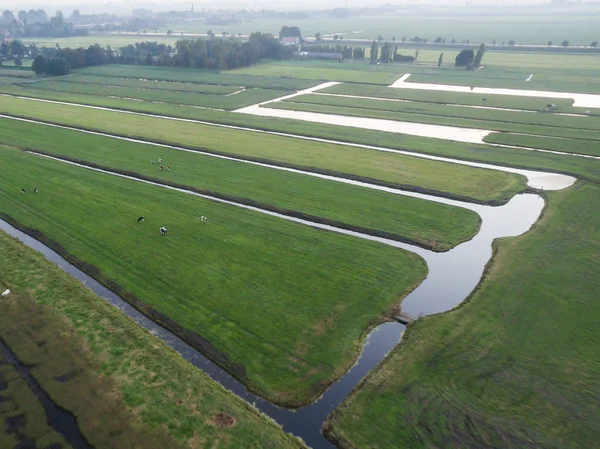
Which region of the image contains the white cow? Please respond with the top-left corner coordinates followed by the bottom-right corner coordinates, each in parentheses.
top-left (1, 289), bottom-right (10, 297)
top-left (201, 216), bottom-right (208, 223)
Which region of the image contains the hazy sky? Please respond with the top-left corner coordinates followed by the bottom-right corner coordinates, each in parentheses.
top-left (1, 0), bottom-right (593, 15)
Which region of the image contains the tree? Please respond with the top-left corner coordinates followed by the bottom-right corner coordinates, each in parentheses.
top-left (380, 42), bottom-right (391, 61)
top-left (31, 54), bottom-right (46, 74)
top-left (370, 40), bottom-right (378, 61)
top-left (392, 36), bottom-right (396, 42)
top-left (377, 35), bottom-right (384, 42)
top-left (333, 34), bottom-right (339, 41)
top-left (2, 10), bottom-right (15, 22)
top-left (207, 30), bottom-right (214, 39)
top-left (438, 52), bottom-right (443, 68)
top-left (47, 57), bottom-right (70, 75)
top-left (18, 10), bottom-right (27, 23)
top-left (315, 32), bottom-right (321, 42)
top-left (548, 41), bottom-right (553, 46)
top-left (473, 43), bottom-right (485, 66)
top-left (492, 39), bottom-right (496, 45)
top-left (279, 26), bottom-right (302, 40)
top-left (14, 56), bottom-right (22, 68)
top-left (508, 40), bottom-right (516, 46)
top-left (434, 36), bottom-right (442, 44)
top-left (415, 49), bottom-right (419, 61)
top-left (144, 53), bottom-right (153, 65)
top-left (455, 49), bottom-right (474, 66)
top-left (10, 40), bottom-right (27, 57)
top-left (562, 40), bottom-right (569, 47)
top-left (592, 41), bottom-right (598, 47)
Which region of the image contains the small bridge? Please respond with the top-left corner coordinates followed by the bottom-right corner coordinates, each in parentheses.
top-left (394, 312), bottom-right (416, 325)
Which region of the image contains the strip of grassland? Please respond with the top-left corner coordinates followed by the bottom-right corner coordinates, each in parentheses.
top-left (0, 231), bottom-right (307, 448)
top-left (76, 64), bottom-right (318, 90)
top-left (289, 93), bottom-right (600, 131)
top-left (22, 81), bottom-right (288, 110)
top-left (0, 147), bottom-right (427, 406)
top-left (227, 61), bottom-right (400, 84)
top-left (269, 100), bottom-right (600, 144)
top-left (0, 118), bottom-right (480, 251)
top-left (0, 94), bottom-right (527, 204)
top-left (321, 83), bottom-right (580, 110)
top-left (325, 181), bottom-right (600, 449)
top-left (1, 87), bottom-right (599, 183)
top-left (59, 74), bottom-right (241, 94)
top-left (486, 132), bottom-right (600, 157)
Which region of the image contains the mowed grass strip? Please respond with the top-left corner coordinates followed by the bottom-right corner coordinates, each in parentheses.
top-left (485, 132), bottom-right (600, 157)
top-left (325, 181), bottom-right (600, 449)
top-left (0, 232), bottom-right (307, 449)
top-left (290, 93), bottom-right (600, 132)
top-left (0, 95), bottom-right (527, 204)
top-left (59, 74), bottom-right (242, 94)
top-left (0, 147), bottom-right (427, 405)
top-left (23, 81), bottom-right (289, 110)
top-left (76, 64), bottom-right (318, 90)
top-left (322, 83), bottom-right (580, 111)
top-left (270, 100), bottom-right (600, 142)
top-left (0, 119), bottom-right (480, 251)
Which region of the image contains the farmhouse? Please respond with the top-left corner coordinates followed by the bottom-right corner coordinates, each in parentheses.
top-left (280, 37), bottom-right (300, 46)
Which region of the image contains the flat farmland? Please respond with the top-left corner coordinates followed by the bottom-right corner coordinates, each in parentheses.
top-left (22, 80), bottom-right (287, 110)
top-left (0, 146), bottom-right (427, 405)
top-left (0, 118), bottom-right (481, 250)
top-left (0, 95), bottom-right (527, 203)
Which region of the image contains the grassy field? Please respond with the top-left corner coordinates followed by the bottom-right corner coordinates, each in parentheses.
top-left (0, 146), bottom-right (427, 405)
top-left (76, 64), bottom-right (318, 90)
top-left (268, 100), bottom-right (600, 148)
top-left (0, 232), bottom-right (307, 449)
top-left (0, 118), bottom-right (481, 250)
top-left (0, 94), bottom-right (527, 203)
top-left (325, 181), bottom-right (600, 448)
top-left (486, 133), bottom-right (600, 157)
top-left (22, 80), bottom-right (288, 110)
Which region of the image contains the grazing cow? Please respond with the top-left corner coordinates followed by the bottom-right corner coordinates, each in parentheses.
top-left (151, 160), bottom-right (154, 165)
top-left (160, 227), bottom-right (168, 236)
top-left (138, 216), bottom-right (145, 223)
top-left (160, 164), bottom-right (164, 171)
top-left (167, 166), bottom-right (171, 171)
top-left (21, 188), bottom-right (25, 194)
top-left (1, 289), bottom-right (10, 297)
top-left (34, 187), bottom-right (38, 193)
top-left (158, 158), bottom-right (163, 164)
top-left (201, 216), bottom-right (208, 223)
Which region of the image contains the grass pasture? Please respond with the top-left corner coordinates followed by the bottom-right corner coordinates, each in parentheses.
top-left (326, 182), bottom-right (600, 449)
top-left (0, 232), bottom-right (306, 449)
top-left (0, 146), bottom-right (427, 405)
top-left (22, 80), bottom-right (287, 110)
top-left (0, 94), bottom-right (527, 204)
top-left (0, 118), bottom-right (481, 250)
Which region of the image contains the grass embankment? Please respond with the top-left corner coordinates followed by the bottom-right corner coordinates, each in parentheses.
top-left (486, 132), bottom-right (600, 157)
top-left (2, 83), bottom-right (598, 183)
top-left (0, 119), bottom-right (480, 251)
top-left (0, 232), bottom-right (307, 449)
top-left (76, 64), bottom-right (318, 90)
top-left (0, 95), bottom-right (527, 204)
top-left (0, 147), bottom-right (427, 405)
top-left (23, 81), bottom-right (290, 110)
top-left (325, 181), bottom-right (600, 448)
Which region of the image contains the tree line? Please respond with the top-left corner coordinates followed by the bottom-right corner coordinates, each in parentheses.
top-left (29, 33), bottom-right (294, 76)
top-left (1, 9), bottom-right (85, 38)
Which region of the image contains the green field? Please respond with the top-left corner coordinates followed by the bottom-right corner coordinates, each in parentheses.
top-left (0, 118), bottom-right (481, 250)
top-left (0, 232), bottom-right (306, 449)
top-left (0, 146), bottom-right (427, 405)
top-left (326, 181), bottom-right (600, 449)
top-left (268, 100), bottom-right (600, 150)
top-left (0, 94), bottom-right (527, 203)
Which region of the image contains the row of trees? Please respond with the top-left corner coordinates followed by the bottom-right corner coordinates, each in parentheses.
top-left (455, 44), bottom-right (486, 68)
top-left (302, 44), bottom-right (365, 59)
top-left (1, 9), bottom-right (85, 38)
top-left (369, 41), bottom-right (415, 62)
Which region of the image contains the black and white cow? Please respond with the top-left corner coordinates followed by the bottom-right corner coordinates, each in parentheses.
top-left (159, 227), bottom-right (168, 236)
